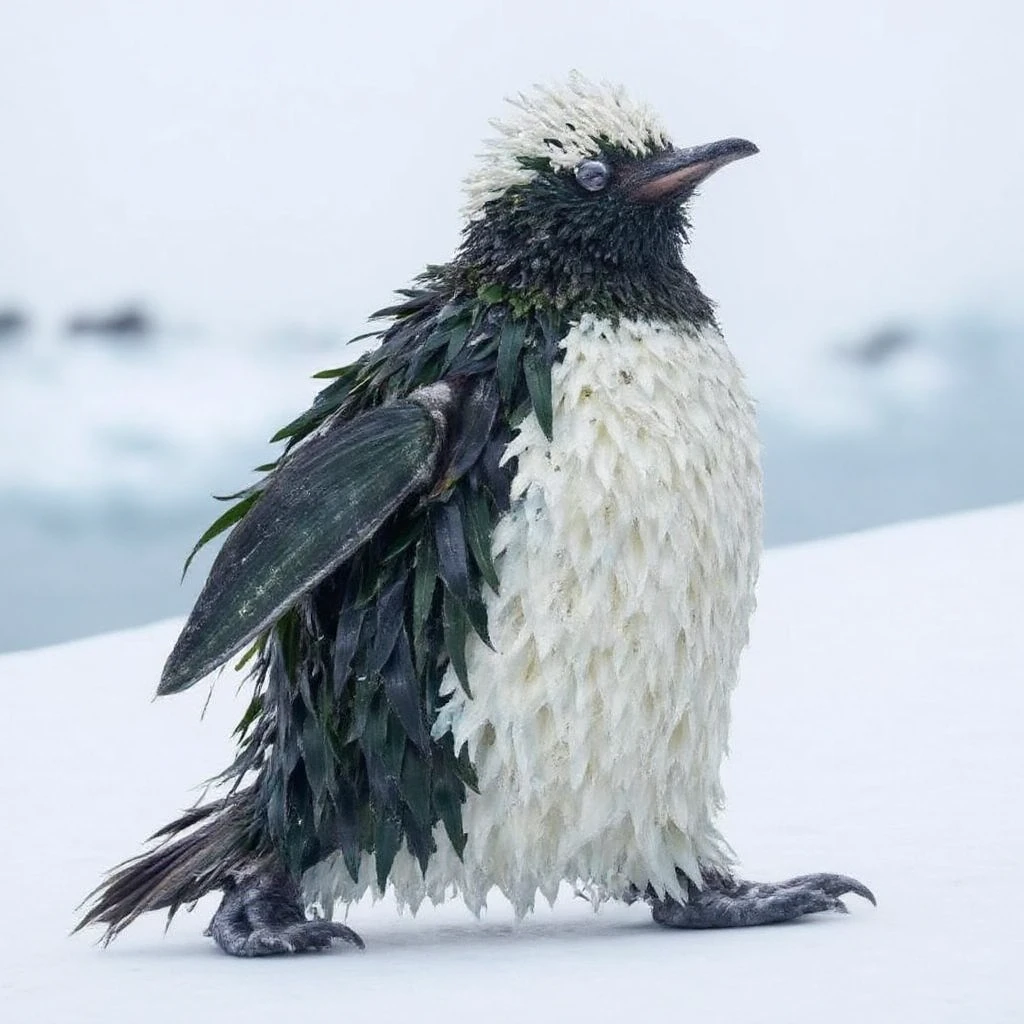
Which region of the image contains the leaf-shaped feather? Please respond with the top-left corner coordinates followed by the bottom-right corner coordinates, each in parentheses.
top-left (403, 328), bottom-right (450, 387)
top-left (332, 778), bottom-right (362, 886)
top-left (382, 714), bottom-right (407, 777)
top-left (455, 740), bottom-right (479, 793)
top-left (297, 713), bottom-right (332, 821)
top-left (369, 576), bottom-right (407, 675)
top-left (536, 308), bottom-right (562, 361)
top-left (463, 590), bottom-right (493, 650)
top-left (462, 488), bottom-right (499, 593)
top-left (401, 747), bottom-right (432, 829)
top-left (411, 533), bottom-right (438, 645)
top-left (381, 629), bottom-right (430, 753)
top-left (478, 433), bottom-right (513, 513)
top-left (269, 375), bottom-right (354, 445)
top-left (374, 813), bottom-right (402, 891)
top-left (295, 663), bottom-right (315, 718)
top-left (331, 606), bottom-right (364, 698)
top-left (433, 774), bottom-right (467, 858)
top-left (369, 291), bottom-right (435, 320)
top-left (265, 774), bottom-right (286, 842)
top-left (159, 402), bottom-right (442, 696)
top-left (232, 694), bottom-right (263, 740)
top-left (181, 492), bottom-right (261, 579)
top-left (442, 321), bottom-right (471, 370)
top-left (436, 298), bottom-right (471, 323)
top-left (347, 675), bottom-right (376, 744)
top-left (496, 319), bottom-right (527, 402)
top-left (361, 693), bottom-right (399, 807)
top-left (442, 590), bottom-right (471, 697)
top-left (443, 376), bottom-right (499, 484)
top-left (434, 498), bottom-right (491, 648)
top-left (523, 347), bottom-right (553, 441)
top-left (433, 502), bottom-right (471, 604)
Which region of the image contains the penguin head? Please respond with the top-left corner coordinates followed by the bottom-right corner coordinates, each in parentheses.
top-left (453, 72), bottom-right (757, 325)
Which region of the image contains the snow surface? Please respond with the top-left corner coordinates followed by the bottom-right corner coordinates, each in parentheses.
top-left (1, 504), bottom-right (1021, 1022)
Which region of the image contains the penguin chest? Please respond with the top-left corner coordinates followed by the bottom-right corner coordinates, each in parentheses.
top-left (433, 315), bottom-right (763, 910)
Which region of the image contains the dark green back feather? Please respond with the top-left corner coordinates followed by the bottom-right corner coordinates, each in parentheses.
top-left (183, 284), bottom-right (568, 885)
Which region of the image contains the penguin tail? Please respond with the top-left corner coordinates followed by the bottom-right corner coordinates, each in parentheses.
top-left (75, 790), bottom-right (261, 945)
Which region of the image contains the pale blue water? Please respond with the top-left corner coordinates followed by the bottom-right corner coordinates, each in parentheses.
top-left (2, 313), bottom-right (1022, 654)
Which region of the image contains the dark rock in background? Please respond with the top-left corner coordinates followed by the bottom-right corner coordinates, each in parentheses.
top-left (0, 308), bottom-right (30, 342)
top-left (66, 305), bottom-right (153, 340)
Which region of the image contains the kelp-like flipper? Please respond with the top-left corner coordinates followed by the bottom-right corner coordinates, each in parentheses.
top-left (159, 392), bottom-right (450, 696)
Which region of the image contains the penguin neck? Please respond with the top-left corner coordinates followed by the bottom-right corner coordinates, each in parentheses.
top-left (443, 202), bottom-right (718, 328)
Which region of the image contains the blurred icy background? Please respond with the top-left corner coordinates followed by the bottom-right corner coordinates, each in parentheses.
top-left (2, 0), bottom-right (1022, 653)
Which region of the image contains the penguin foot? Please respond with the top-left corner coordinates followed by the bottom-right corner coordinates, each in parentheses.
top-left (649, 871), bottom-right (876, 929)
top-left (205, 867), bottom-right (364, 956)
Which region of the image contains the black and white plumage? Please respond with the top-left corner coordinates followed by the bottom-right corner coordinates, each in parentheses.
top-left (78, 73), bottom-right (873, 954)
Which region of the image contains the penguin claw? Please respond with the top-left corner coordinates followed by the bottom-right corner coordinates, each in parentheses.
top-left (649, 870), bottom-right (874, 929)
top-left (774, 872), bottom-right (876, 906)
top-left (243, 928), bottom-right (295, 956)
top-left (287, 920), bottom-right (365, 952)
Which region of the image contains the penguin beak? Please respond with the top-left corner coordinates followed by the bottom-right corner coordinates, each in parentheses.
top-left (627, 138), bottom-right (759, 202)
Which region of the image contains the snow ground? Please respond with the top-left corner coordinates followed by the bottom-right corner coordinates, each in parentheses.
top-left (1, 505), bottom-right (1021, 1022)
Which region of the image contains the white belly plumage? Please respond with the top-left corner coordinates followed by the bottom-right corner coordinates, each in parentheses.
top-left (305, 315), bottom-right (763, 916)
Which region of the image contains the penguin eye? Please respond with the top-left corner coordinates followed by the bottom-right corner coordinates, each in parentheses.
top-left (574, 159), bottom-right (611, 192)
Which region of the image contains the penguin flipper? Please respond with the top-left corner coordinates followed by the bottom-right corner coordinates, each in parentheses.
top-left (158, 393), bottom-right (450, 696)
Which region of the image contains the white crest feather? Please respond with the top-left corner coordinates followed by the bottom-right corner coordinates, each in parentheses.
top-left (463, 71), bottom-right (670, 219)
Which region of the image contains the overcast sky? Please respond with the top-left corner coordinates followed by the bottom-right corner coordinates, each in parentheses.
top-left (2, 0), bottom-right (1021, 385)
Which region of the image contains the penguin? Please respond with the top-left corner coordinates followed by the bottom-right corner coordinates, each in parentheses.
top-left (78, 73), bottom-right (874, 956)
